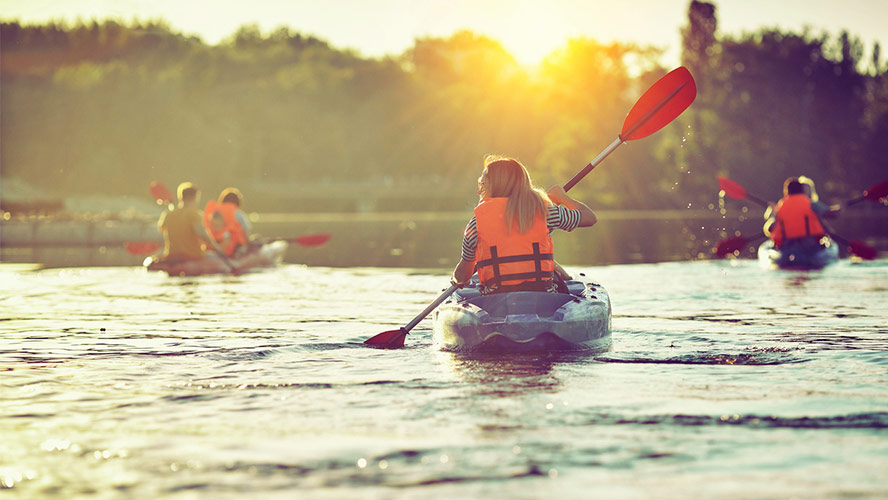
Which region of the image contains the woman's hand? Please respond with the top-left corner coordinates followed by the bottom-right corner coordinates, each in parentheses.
top-left (547, 185), bottom-right (569, 205)
top-left (547, 185), bottom-right (597, 227)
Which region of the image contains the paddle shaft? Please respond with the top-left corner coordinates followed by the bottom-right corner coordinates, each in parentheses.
top-left (563, 76), bottom-right (693, 192)
top-left (212, 248), bottom-right (240, 273)
top-left (403, 284), bottom-right (459, 332)
top-left (744, 193), bottom-right (770, 208)
top-left (563, 137), bottom-right (622, 192)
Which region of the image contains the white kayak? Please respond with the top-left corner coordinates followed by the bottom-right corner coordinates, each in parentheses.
top-left (144, 240), bottom-right (288, 276)
top-left (432, 279), bottom-right (612, 353)
top-left (757, 237), bottom-right (839, 270)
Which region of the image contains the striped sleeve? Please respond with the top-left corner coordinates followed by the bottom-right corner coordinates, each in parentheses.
top-left (461, 216), bottom-right (478, 261)
top-left (547, 204), bottom-right (581, 232)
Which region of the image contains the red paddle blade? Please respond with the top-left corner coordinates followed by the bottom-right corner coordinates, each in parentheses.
top-left (291, 233), bottom-right (332, 247)
top-left (621, 66), bottom-right (697, 141)
top-left (718, 176), bottom-right (748, 200)
top-left (864, 180), bottom-right (888, 202)
top-left (150, 181), bottom-right (174, 205)
top-left (124, 241), bottom-right (162, 255)
top-left (364, 328), bottom-right (408, 348)
top-left (848, 240), bottom-right (878, 260)
top-left (715, 236), bottom-right (748, 258)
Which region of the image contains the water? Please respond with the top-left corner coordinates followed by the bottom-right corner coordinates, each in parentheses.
top-left (5, 209), bottom-right (884, 269)
top-left (2, 259), bottom-right (887, 499)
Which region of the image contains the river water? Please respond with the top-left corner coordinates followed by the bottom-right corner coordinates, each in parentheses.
top-left (1, 258), bottom-right (887, 499)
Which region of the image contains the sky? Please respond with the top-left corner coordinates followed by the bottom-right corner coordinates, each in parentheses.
top-left (1, 0), bottom-right (886, 67)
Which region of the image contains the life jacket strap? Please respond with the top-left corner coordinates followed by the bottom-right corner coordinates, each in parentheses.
top-left (476, 242), bottom-right (554, 287)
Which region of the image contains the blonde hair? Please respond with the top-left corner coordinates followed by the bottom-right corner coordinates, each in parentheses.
top-left (482, 155), bottom-right (550, 234)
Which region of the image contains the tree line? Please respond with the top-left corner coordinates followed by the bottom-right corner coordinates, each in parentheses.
top-left (1, 1), bottom-right (885, 212)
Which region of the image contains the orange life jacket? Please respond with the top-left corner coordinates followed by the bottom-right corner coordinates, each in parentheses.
top-left (772, 194), bottom-right (825, 248)
top-left (473, 197), bottom-right (555, 289)
top-left (204, 200), bottom-right (248, 256)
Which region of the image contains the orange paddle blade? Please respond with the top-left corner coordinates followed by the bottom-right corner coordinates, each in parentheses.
top-left (848, 240), bottom-right (877, 260)
top-left (715, 236), bottom-right (749, 258)
top-left (864, 180), bottom-right (888, 203)
top-left (718, 176), bottom-right (748, 200)
top-left (150, 182), bottom-right (173, 205)
top-left (364, 328), bottom-right (408, 348)
top-left (124, 241), bottom-right (162, 256)
top-left (621, 66), bottom-right (697, 141)
top-left (291, 233), bottom-right (331, 247)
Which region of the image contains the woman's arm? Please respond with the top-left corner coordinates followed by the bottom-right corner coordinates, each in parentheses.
top-left (453, 258), bottom-right (475, 286)
top-left (547, 185), bottom-right (597, 227)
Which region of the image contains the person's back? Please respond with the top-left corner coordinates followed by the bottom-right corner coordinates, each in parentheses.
top-left (473, 196), bottom-right (554, 291)
top-left (158, 183), bottom-right (207, 260)
top-left (772, 178), bottom-right (825, 248)
top-left (453, 155), bottom-right (597, 294)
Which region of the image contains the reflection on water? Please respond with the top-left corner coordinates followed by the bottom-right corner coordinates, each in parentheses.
top-left (434, 351), bottom-right (597, 396)
top-left (1, 255), bottom-right (887, 498)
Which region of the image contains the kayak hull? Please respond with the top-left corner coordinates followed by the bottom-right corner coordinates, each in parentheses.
top-left (432, 280), bottom-right (612, 353)
top-left (757, 237), bottom-right (839, 270)
top-left (144, 241), bottom-right (288, 276)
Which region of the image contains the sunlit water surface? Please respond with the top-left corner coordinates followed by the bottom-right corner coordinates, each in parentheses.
top-left (1, 260), bottom-right (887, 499)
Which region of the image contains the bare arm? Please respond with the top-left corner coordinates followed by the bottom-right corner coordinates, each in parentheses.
top-left (453, 258), bottom-right (475, 286)
top-left (547, 185), bottom-right (597, 227)
top-left (193, 220), bottom-right (224, 254)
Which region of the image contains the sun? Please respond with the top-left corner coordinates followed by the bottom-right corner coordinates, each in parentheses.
top-left (477, 3), bottom-right (570, 68)
top-left (500, 36), bottom-right (560, 67)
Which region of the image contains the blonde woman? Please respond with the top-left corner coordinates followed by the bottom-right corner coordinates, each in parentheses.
top-left (452, 155), bottom-right (597, 294)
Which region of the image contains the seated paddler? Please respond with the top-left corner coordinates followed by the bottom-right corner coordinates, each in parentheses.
top-left (157, 182), bottom-right (225, 263)
top-left (765, 177), bottom-right (829, 249)
top-left (451, 155), bottom-right (597, 294)
top-left (204, 187), bottom-right (252, 257)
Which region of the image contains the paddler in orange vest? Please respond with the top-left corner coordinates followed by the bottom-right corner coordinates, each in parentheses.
top-left (157, 182), bottom-right (225, 262)
top-left (452, 155), bottom-right (597, 294)
top-left (204, 187), bottom-right (251, 257)
top-left (765, 177), bottom-right (829, 249)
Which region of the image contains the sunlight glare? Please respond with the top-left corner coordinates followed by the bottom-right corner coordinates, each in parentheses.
top-left (485, 3), bottom-right (566, 67)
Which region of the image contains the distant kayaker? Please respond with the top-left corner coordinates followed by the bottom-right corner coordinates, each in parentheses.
top-left (764, 177), bottom-right (831, 249)
top-left (158, 182), bottom-right (224, 262)
top-left (452, 155), bottom-right (597, 294)
top-left (204, 187), bottom-right (252, 257)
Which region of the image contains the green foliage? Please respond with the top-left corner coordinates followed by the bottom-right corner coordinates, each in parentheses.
top-left (1, 8), bottom-right (886, 212)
